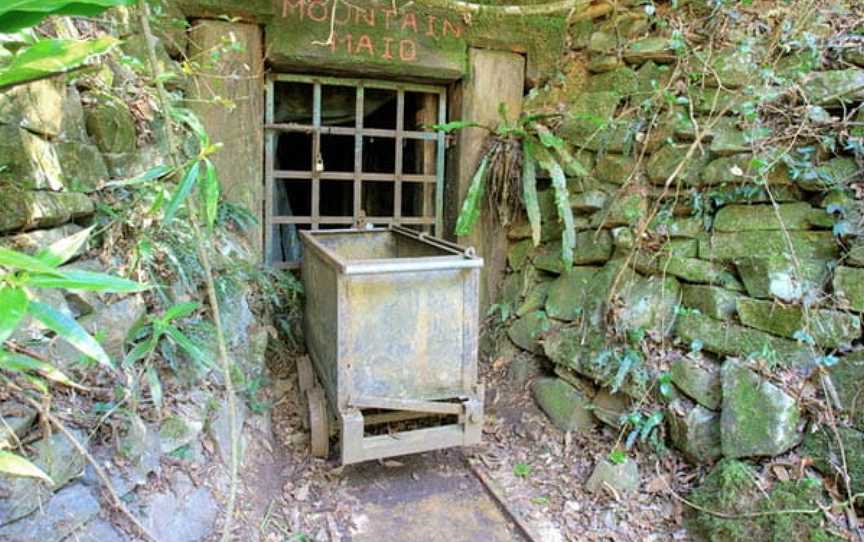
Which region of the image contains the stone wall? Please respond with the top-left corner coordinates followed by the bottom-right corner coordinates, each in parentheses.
top-left (501, 0), bottom-right (864, 481)
top-left (0, 13), bottom-right (272, 541)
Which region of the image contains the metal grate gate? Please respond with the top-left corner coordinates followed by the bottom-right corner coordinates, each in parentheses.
top-left (264, 74), bottom-right (447, 268)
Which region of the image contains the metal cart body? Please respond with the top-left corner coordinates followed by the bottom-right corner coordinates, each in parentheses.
top-left (300, 226), bottom-right (484, 464)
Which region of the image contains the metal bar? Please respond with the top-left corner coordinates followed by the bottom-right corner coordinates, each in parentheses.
top-left (273, 172), bottom-right (435, 183)
top-left (273, 216), bottom-right (435, 225)
top-left (343, 424), bottom-right (468, 465)
top-left (394, 89), bottom-right (404, 221)
top-left (271, 73), bottom-right (446, 94)
top-left (435, 90), bottom-right (447, 236)
top-left (362, 410), bottom-right (441, 426)
top-left (354, 84), bottom-right (363, 224)
top-left (264, 124), bottom-right (437, 140)
top-left (311, 82), bottom-right (321, 230)
top-left (264, 78), bottom-right (275, 264)
top-left (343, 257), bottom-right (484, 275)
top-left (350, 395), bottom-right (464, 415)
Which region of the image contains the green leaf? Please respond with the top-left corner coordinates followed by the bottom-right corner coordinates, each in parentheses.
top-left (122, 336), bottom-right (157, 368)
top-left (0, 451), bottom-right (52, 483)
top-left (163, 160), bottom-right (200, 224)
top-left (431, 120), bottom-right (482, 133)
top-left (535, 146), bottom-right (576, 270)
top-left (0, 247), bottom-right (62, 275)
top-left (35, 225), bottom-right (94, 267)
top-left (0, 351), bottom-right (77, 388)
top-left (103, 164), bottom-right (174, 188)
top-left (165, 326), bottom-right (209, 367)
top-left (145, 366), bottom-right (162, 410)
top-left (161, 302), bottom-right (199, 323)
top-left (521, 140), bottom-right (541, 247)
top-left (0, 287), bottom-right (28, 344)
top-left (0, 36), bottom-right (119, 90)
top-left (454, 154), bottom-right (490, 236)
top-left (0, 0), bottom-right (134, 33)
top-left (170, 108), bottom-right (209, 148)
top-left (26, 269), bottom-right (148, 293)
top-left (202, 159), bottom-right (219, 231)
top-left (28, 301), bottom-right (112, 368)
top-left (608, 449), bottom-right (627, 465)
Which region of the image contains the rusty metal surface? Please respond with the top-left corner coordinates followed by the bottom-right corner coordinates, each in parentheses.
top-left (300, 227), bottom-right (484, 464)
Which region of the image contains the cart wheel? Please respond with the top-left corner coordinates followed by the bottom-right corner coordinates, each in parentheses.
top-left (307, 387), bottom-right (329, 458)
top-left (296, 356), bottom-right (315, 394)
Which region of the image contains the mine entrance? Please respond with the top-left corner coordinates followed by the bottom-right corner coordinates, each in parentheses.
top-left (264, 74), bottom-right (447, 268)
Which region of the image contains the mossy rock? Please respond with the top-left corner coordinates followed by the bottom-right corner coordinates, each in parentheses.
top-left (623, 37), bottom-right (675, 64)
top-left (698, 231), bottom-right (839, 262)
top-left (54, 141), bottom-right (109, 193)
top-left (801, 68), bottom-right (864, 106)
top-left (671, 353), bottom-right (721, 410)
top-left (632, 252), bottom-right (744, 291)
top-left (532, 231), bottom-right (613, 272)
top-left (689, 87), bottom-right (749, 115)
top-left (735, 256), bottom-right (830, 302)
top-left (531, 377), bottom-right (597, 432)
top-left (594, 153), bottom-right (638, 185)
top-left (517, 279), bottom-right (552, 317)
top-left (585, 66), bottom-right (638, 96)
top-left (612, 274), bottom-right (681, 338)
top-left (558, 91), bottom-right (621, 140)
top-left (84, 95), bottom-right (137, 155)
top-left (569, 189), bottom-right (608, 211)
top-left (737, 298), bottom-right (860, 349)
top-left (587, 54), bottom-right (624, 73)
top-left (827, 351), bottom-right (864, 431)
top-left (507, 311), bottom-right (552, 354)
top-left (801, 425), bottom-right (864, 497)
top-left (668, 400), bottom-right (722, 464)
top-left (832, 266), bottom-right (864, 312)
top-left (634, 61), bottom-right (672, 98)
top-left (721, 360), bottom-right (801, 458)
top-left (681, 284), bottom-right (741, 321)
top-left (587, 31), bottom-right (619, 54)
top-left (508, 239), bottom-right (535, 271)
top-left (591, 191), bottom-right (648, 228)
top-left (713, 202), bottom-right (814, 232)
top-left (545, 266), bottom-right (599, 321)
top-left (651, 217), bottom-right (705, 239)
top-left (646, 144), bottom-right (710, 186)
top-left (560, 116), bottom-right (635, 153)
top-left (701, 154), bottom-right (793, 186)
top-left (675, 313), bottom-right (810, 367)
top-left (709, 118), bottom-right (759, 156)
top-left (0, 190), bottom-right (94, 233)
top-left (687, 459), bottom-right (838, 542)
top-left (700, 48), bottom-right (757, 89)
top-left (797, 157), bottom-right (860, 192)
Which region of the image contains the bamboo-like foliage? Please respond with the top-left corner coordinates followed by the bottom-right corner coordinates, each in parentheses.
top-left (442, 107), bottom-right (587, 270)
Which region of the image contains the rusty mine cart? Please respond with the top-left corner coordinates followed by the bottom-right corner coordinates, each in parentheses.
top-left (297, 225), bottom-right (485, 464)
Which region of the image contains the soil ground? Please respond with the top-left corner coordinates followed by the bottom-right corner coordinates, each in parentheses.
top-left (217, 345), bottom-right (695, 542)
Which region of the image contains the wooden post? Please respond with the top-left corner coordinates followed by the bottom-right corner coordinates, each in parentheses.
top-left (188, 20), bottom-right (264, 260)
top-left (450, 48), bottom-right (525, 309)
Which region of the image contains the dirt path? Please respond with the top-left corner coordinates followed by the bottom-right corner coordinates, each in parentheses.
top-left (224, 352), bottom-right (688, 542)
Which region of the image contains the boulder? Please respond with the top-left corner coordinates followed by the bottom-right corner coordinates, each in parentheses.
top-left (586, 458), bottom-right (640, 494)
top-left (651, 217), bottom-right (704, 239)
top-left (737, 298), bottom-right (860, 348)
top-left (833, 266), bottom-right (864, 311)
top-left (623, 37), bottom-right (675, 64)
top-left (646, 144), bottom-right (709, 186)
top-left (702, 48), bottom-right (756, 89)
top-left (0, 77), bottom-right (66, 137)
top-left (801, 68), bottom-right (864, 105)
top-left (0, 125), bottom-right (66, 191)
top-left (675, 313), bottom-right (810, 367)
top-left (690, 87), bottom-right (748, 115)
top-left (532, 231), bottom-right (613, 272)
top-left (0, 430), bottom-right (86, 526)
top-left (721, 360), bottom-right (800, 458)
top-left (569, 189), bottom-right (608, 211)
top-left (0, 403), bottom-right (36, 449)
top-left (591, 192), bottom-right (648, 228)
top-left (801, 425), bottom-right (864, 497)
top-left (670, 354), bottom-right (721, 410)
top-left (531, 378), bottom-right (597, 432)
top-left (713, 202), bottom-right (814, 232)
top-left (517, 280), bottom-right (552, 317)
top-left (208, 400), bottom-right (249, 465)
top-left (594, 154), bottom-right (637, 185)
top-left (508, 311), bottom-right (552, 354)
top-left (0, 190), bottom-right (95, 233)
top-left (698, 231), bottom-right (838, 262)
top-left (160, 414), bottom-right (205, 455)
top-left (590, 388), bottom-right (630, 427)
top-left (54, 140), bottom-right (109, 193)
top-left (584, 67), bottom-right (638, 96)
top-left (84, 96), bottom-right (137, 155)
top-left (142, 471), bottom-right (218, 542)
top-left (558, 92), bottom-right (622, 141)
top-left (667, 400), bottom-right (722, 463)
top-left (828, 351), bottom-right (864, 431)
top-left (680, 284), bottom-right (741, 321)
top-left (799, 157), bottom-right (859, 191)
top-left (545, 267), bottom-right (598, 321)
top-left (612, 274), bottom-right (681, 337)
top-left (708, 118), bottom-right (753, 155)
top-left (735, 256), bottom-right (830, 302)
top-left (49, 295), bottom-right (146, 365)
top-left (687, 459), bottom-right (833, 541)
top-left (1, 224), bottom-right (83, 256)
top-left (507, 239), bottom-right (534, 271)
top-left (587, 31), bottom-right (618, 54)
top-left (701, 154), bottom-right (792, 186)
top-left (633, 253), bottom-right (744, 291)
top-left (0, 483), bottom-right (100, 542)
